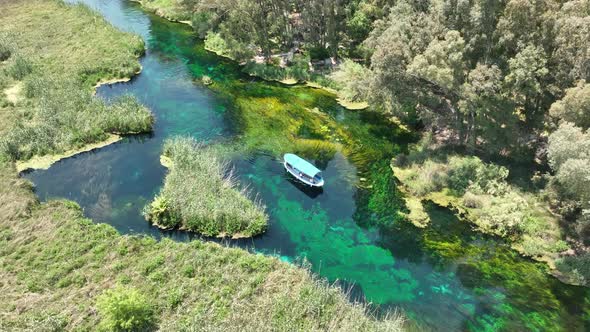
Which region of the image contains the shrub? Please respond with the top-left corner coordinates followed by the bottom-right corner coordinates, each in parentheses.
top-left (7, 55), bottom-right (33, 80)
top-left (475, 192), bottom-right (528, 237)
top-left (556, 253), bottom-right (590, 286)
top-left (447, 157), bottom-right (480, 194)
top-left (462, 191), bottom-right (484, 208)
top-left (405, 161), bottom-right (448, 196)
top-left (0, 38), bottom-right (10, 61)
top-left (142, 195), bottom-right (180, 229)
top-left (447, 156), bottom-right (508, 195)
top-left (96, 286), bottom-right (155, 331)
top-left (204, 31), bottom-right (230, 57)
top-left (285, 54), bottom-right (311, 81)
top-left (330, 59), bottom-right (371, 102)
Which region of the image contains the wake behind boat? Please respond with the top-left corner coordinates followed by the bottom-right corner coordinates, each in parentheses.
top-left (283, 153), bottom-right (324, 187)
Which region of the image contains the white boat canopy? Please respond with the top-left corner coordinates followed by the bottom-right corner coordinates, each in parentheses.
top-left (284, 153), bottom-right (322, 178)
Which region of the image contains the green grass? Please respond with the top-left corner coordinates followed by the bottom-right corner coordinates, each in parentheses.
top-left (144, 137), bottom-right (268, 238)
top-left (0, 0), bottom-right (151, 162)
top-left (0, 161), bottom-right (404, 331)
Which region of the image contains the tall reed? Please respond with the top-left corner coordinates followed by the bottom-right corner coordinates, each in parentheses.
top-left (144, 137), bottom-right (268, 237)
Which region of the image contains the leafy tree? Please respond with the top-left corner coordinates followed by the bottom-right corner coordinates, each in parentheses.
top-left (459, 63), bottom-right (516, 149)
top-left (552, 0), bottom-right (590, 89)
top-left (330, 59), bottom-right (371, 101)
top-left (550, 81), bottom-right (590, 129)
top-left (547, 122), bottom-right (590, 170)
top-left (97, 286), bottom-right (155, 332)
top-left (503, 43), bottom-right (549, 120)
top-left (408, 30), bottom-right (466, 92)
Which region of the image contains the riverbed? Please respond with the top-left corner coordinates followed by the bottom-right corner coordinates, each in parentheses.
top-left (23, 0), bottom-right (590, 330)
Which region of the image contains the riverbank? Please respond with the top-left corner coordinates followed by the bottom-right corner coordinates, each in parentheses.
top-left (134, 0), bottom-right (362, 111)
top-left (390, 136), bottom-right (581, 285)
top-left (0, 160), bottom-right (404, 331)
top-left (15, 134), bottom-right (122, 172)
top-left (0, 1), bottom-right (406, 329)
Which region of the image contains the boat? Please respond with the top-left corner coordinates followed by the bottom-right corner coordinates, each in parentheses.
top-left (283, 153), bottom-right (325, 187)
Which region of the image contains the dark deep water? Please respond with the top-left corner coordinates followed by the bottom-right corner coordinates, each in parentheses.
top-left (23, 0), bottom-right (590, 330)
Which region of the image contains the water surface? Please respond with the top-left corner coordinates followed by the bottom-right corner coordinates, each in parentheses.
top-left (24, 0), bottom-right (590, 330)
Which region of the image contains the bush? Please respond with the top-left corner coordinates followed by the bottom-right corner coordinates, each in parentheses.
top-left (330, 59), bottom-right (371, 102)
top-left (405, 160), bottom-right (447, 196)
top-left (462, 191), bottom-right (483, 208)
top-left (96, 286), bottom-right (155, 331)
top-left (285, 54), bottom-right (311, 81)
top-left (144, 137), bottom-right (268, 237)
top-left (556, 253), bottom-right (590, 286)
top-left (143, 195), bottom-right (180, 229)
top-left (0, 38), bottom-right (10, 61)
top-left (447, 156), bottom-right (508, 195)
top-left (475, 192), bottom-right (528, 237)
top-left (7, 55), bottom-right (33, 80)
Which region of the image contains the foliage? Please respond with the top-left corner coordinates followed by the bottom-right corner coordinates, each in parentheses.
top-left (6, 55), bottom-right (32, 80)
top-left (0, 37), bottom-right (10, 61)
top-left (556, 253), bottom-right (590, 286)
top-left (96, 286), bottom-right (155, 332)
top-left (547, 122), bottom-right (590, 211)
top-left (330, 59), bottom-right (371, 102)
top-left (550, 81), bottom-right (590, 129)
top-left (144, 137), bottom-right (268, 237)
top-left (393, 143), bottom-right (566, 259)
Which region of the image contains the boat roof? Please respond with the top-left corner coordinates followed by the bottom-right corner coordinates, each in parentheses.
top-left (284, 153), bottom-right (322, 177)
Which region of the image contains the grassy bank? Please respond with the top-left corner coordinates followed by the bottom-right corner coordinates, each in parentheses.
top-left (0, 0), bottom-right (152, 165)
top-left (392, 135), bottom-right (569, 274)
top-left (144, 137), bottom-right (268, 238)
top-left (0, 161), bottom-right (404, 331)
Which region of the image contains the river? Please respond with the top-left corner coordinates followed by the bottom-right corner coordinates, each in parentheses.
top-left (23, 0), bottom-right (590, 330)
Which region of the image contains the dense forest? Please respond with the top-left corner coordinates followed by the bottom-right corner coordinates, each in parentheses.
top-left (141, 0), bottom-right (590, 282)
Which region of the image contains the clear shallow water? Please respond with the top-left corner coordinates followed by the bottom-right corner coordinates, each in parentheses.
top-left (24, 0), bottom-right (590, 330)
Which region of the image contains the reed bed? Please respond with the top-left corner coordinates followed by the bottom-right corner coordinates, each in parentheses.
top-left (144, 137), bottom-right (268, 237)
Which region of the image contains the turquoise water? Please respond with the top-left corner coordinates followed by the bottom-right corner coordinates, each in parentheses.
top-left (24, 0), bottom-right (590, 330)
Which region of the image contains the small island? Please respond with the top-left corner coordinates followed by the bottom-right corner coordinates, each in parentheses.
top-left (144, 137), bottom-right (268, 238)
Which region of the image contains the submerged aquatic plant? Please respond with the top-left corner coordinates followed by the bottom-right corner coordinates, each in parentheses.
top-left (144, 137), bottom-right (268, 237)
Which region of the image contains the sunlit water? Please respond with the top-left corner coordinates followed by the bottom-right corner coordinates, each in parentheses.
top-left (23, 0), bottom-right (590, 330)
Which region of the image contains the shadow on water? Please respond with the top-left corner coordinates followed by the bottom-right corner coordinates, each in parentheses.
top-left (23, 0), bottom-right (590, 331)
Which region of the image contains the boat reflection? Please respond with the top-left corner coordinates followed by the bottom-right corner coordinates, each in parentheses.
top-left (284, 173), bottom-right (324, 199)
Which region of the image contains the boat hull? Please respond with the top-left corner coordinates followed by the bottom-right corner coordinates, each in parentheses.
top-left (284, 161), bottom-right (324, 187)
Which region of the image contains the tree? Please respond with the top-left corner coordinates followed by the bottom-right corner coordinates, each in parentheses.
top-left (503, 43), bottom-right (549, 120)
top-left (550, 81), bottom-right (590, 129)
top-left (547, 122), bottom-right (590, 170)
top-left (552, 0), bottom-right (590, 89)
top-left (365, 0), bottom-right (445, 115)
top-left (459, 63), bottom-right (516, 149)
top-left (407, 30), bottom-right (466, 93)
top-left (97, 286), bottom-right (155, 332)
top-left (330, 59), bottom-right (371, 101)
top-left (556, 158), bottom-right (590, 201)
